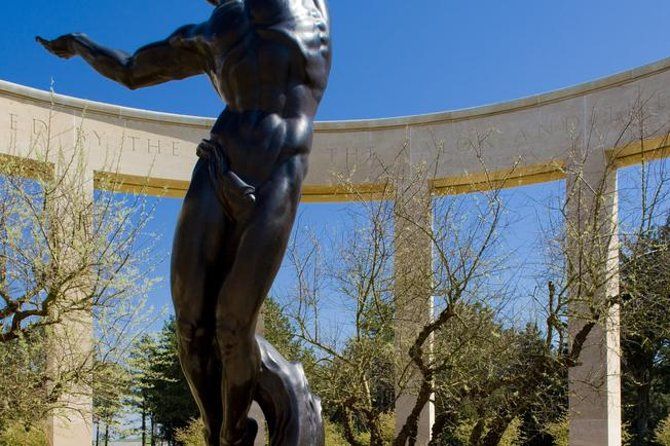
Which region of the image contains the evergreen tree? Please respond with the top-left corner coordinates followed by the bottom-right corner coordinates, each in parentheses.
top-left (621, 220), bottom-right (670, 445)
top-left (146, 318), bottom-right (198, 444)
top-left (127, 334), bottom-right (165, 445)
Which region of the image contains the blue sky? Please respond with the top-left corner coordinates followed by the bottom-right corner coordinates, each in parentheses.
top-left (3, 0), bottom-right (670, 120)
top-left (3, 1), bottom-right (670, 330)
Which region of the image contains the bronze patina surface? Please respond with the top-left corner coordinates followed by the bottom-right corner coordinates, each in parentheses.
top-left (39, 1), bottom-right (331, 444)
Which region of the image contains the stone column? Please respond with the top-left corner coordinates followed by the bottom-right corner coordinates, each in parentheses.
top-left (565, 148), bottom-right (621, 446)
top-left (46, 147), bottom-right (94, 446)
top-left (393, 168), bottom-right (435, 445)
top-left (46, 314), bottom-right (93, 446)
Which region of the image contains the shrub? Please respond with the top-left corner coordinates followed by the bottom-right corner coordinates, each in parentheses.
top-left (0, 422), bottom-right (47, 446)
top-left (453, 417), bottom-right (522, 446)
top-left (544, 416), bottom-right (568, 446)
top-left (174, 418), bottom-right (205, 446)
top-left (656, 415), bottom-right (670, 446)
top-left (324, 420), bottom-right (352, 446)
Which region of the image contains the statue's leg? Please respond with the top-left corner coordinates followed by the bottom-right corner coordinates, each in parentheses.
top-left (172, 159), bottom-right (232, 446)
top-left (216, 154), bottom-right (306, 445)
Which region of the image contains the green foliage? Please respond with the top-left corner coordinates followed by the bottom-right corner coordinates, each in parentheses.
top-left (0, 131), bottom-right (159, 438)
top-left (93, 360), bottom-right (131, 428)
top-left (499, 418), bottom-right (522, 446)
top-left (174, 418), bottom-right (206, 446)
top-left (378, 412), bottom-right (396, 443)
top-left (0, 422), bottom-right (47, 446)
top-left (322, 417), bottom-right (395, 446)
top-left (431, 303), bottom-right (567, 445)
top-left (621, 221), bottom-right (670, 445)
top-left (543, 416), bottom-right (568, 446)
top-left (264, 297), bottom-right (304, 361)
top-left (324, 419), bottom-right (351, 446)
top-left (145, 318), bottom-right (199, 443)
top-left (451, 417), bottom-right (522, 446)
top-left (0, 333), bottom-right (48, 432)
top-left (655, 415), bottom-right (670, 446)
top-left (351, 412), bottom-right (395, 445)
top-left (126, 333), bottom-right (165, 443)
top-left (263, 297), bottom-right (317, 376)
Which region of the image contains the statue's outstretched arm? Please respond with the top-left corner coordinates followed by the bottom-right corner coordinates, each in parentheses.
top-left (36, 24), bottom-right (209, 90)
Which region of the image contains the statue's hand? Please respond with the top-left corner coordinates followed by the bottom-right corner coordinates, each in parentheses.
top-left (36, 34), bottom-right (80, 59)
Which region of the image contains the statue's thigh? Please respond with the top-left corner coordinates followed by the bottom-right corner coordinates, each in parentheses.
top-left (215, 156), bottom-right (304, 322)
top-left (171, 159), bottom-right (230, 327)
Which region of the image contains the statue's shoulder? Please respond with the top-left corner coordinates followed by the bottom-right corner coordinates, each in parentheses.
top-left (260, 0), bottom-right (331, 90)
top-left (253, 0), bottom-right (330, 59)
top-left (207, 1), bottom-right (254, 38)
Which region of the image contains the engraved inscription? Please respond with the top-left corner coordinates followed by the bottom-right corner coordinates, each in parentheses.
top-left (147, 138), bottom-right (161, 154)
top-left (9, 113), bottom-right (18, 151)
top-left (32, 118), bottom-right (48, 136)
top-left (4, 112), bottom-right (198, 165)
top-left (92, 130), bottom-right (104, 147)
top-left (126, 135), bottom-right (139, 152)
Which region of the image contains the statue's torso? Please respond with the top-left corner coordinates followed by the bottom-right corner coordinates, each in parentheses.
top-left (200, 0), bottom-right (330, 184)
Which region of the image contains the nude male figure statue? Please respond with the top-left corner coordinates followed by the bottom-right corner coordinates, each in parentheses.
top-left (38, 1), bottom-right (331, 444)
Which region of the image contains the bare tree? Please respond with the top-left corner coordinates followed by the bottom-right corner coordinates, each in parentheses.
top-left (0, 109), bottom-right (160, 431)
top-left (277, 94), bottom-right (670, 446)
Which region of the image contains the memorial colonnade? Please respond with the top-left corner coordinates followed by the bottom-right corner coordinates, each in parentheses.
top-left (3, 56), bottom-right (670, 445)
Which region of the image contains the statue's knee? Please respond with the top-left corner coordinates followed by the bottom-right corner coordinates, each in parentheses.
top-left (216, 319), bottom-right (250, 356)
top-left (177, 320), bottom-right (212, 349)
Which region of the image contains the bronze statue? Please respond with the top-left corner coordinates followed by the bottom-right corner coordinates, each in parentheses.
top-left (38, 0), bottom-right (331, 444)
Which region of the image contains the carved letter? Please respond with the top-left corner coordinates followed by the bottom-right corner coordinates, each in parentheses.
top-left (538, 121), bottom-right (555, 138)
top-left (32, 118), bottom-right (48, 136)
top-left (9, 113), bottom-right (18, 131)
top-left (127, 135), bottom-right (139, 152)
top-left (92, 130), bottom-right (104, 147)
top-left (457, 137), bottom-right (471, 151)
top-left (172, 141), bottom-right (180, 157)
top-left (9, 113), bottom-right (18, 151)
top-left (147, 139), bottom-right (161, 154)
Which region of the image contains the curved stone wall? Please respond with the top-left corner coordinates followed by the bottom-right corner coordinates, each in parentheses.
top-left (2, 56), bottom-right (670, 201)
top-left (4, 57), bottom-right (670, 446)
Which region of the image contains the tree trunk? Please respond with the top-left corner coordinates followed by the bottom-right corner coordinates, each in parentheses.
top-left (626, 344), bottom-right (655, 445)
top-left (150, 415), bottom-right (156, 446)
top-left (368, 419), bottom-right (384, 446)
top-left (104, 423), bottom-right (109, 446)
top-left (481, 415), bottom-right (513, 446)
top-left (469, 419), bottom-right (485, 446)
top-left (341, 408), bottom-right (365, 446)
top-left (95, 422), bottom-right (100, 446)
top-left (141, 408), bottom-right (146, 446)
top-left (393, 380), bottom-right (432, 446)
top-left (428, 410), bottom-right (454, 446)
top-left (632, 366), bottom-right (653, 445)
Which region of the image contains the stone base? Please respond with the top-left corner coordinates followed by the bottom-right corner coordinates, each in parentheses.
top-left (250, 401), bottom-right (267, 445)
top-left (569, 418), bottom-right (621, 446)
top-left (46, 410), bottom-right (92, 446)
top-left (394, 393), bottom-right (434, 446)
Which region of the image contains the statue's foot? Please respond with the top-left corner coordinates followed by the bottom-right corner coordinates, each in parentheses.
top-left (221, 418), bottom-right (258, 446)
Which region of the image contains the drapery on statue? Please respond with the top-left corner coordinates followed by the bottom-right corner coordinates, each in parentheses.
top-left (38, 0), bottom-right (331, 444)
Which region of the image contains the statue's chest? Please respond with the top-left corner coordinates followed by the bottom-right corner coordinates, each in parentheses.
top-left (216, 30), bottom-right (299, 97)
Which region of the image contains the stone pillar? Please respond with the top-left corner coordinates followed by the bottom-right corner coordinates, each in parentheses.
top-left (565, 149), bottom-right (621, 446)
top-left (45, 152), bottom-right (94, 446)
top-left (46, 314), bottom-right (93, 446)
top-left (393, 169), bottom-right (435, 445)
